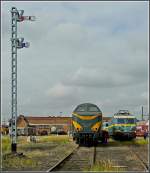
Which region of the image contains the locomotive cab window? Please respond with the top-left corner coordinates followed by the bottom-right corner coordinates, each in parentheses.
top-left (117, 118), bottom-right (125, 124)
top-left (75, 105), bottom-right (87, 112)
top-left (88, 106), bottom-right (100, 112)
top-left (126, 118), bottom-right (135, 124)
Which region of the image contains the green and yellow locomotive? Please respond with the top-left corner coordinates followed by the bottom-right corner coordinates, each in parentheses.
top-left (108, 110), bottom-right (136, 140)
top-left (72, 103), bottom-right (105, 145)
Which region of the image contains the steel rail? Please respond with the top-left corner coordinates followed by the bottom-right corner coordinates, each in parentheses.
top-left (129, 146), bottom-right (149, 172)
top-left (90, 146), bottom-right (96, 169)
top-left (46, 145), bottom-right (79, 172)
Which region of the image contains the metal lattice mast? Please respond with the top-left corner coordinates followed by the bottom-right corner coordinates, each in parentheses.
top-left (11, 7), bottom-right (18, 151)
top-left (11, 7), bottom-right (35, 152)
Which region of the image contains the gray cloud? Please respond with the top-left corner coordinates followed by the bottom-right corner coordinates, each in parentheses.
top-left (62, 66), bottom-right (147, 88)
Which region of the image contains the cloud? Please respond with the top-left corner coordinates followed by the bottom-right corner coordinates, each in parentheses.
top-left (63, 66), bottom-right (147, 88)
top-left (47, 83), bottom-right (76, 98)
top-left (1, 1), bottom-right (148, 120)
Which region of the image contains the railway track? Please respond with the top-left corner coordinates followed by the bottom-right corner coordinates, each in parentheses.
top-left (129, 146), bottom-right (149, 172)
top-left (47, 145), bottom-right (96, 172)
top-left (47, 143), bottom-right (148, 172)
top-left (95, 145), bottom-right (148, 172)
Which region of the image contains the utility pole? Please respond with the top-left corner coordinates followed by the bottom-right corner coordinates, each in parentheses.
top-left (11, 7), bottom-right (35, 153)
top-left (142, 106), bottom-right (144, 121)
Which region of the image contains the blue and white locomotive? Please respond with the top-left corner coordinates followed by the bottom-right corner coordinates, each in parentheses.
top-left (108, 110), bottom-right (136, 140)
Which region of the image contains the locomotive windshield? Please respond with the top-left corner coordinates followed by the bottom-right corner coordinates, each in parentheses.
top-left (75, 105), bottom-right (87, 112)
top-left (126, 118), bottom-right (135, 124)
top-left (116, 118), bottom-right (135, 124)
top-left (88, 106), bottom-right (100, 112)
top-left (117, 118), bottom-right (125, 124)
top-left (74, 103), bottom-right (101, 112)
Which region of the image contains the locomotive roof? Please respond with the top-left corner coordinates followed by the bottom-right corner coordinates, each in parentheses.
top-left (76, 103), bottom-right (98, 106)
top-left (117, 110), bottom-right (130, 114)
top-left (73, 103), bottom-right (102, 113)
top-left (114, 110), bottom-right (135, 116)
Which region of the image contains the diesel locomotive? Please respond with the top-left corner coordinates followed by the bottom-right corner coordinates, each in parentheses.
top-left (108, 110), bottom-right (136, 140)
top-left (72, 103), bottom-right (106, 145)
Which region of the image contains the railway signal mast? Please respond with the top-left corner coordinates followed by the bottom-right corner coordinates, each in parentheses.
top-left (11, 7), bottom-right (35, 153)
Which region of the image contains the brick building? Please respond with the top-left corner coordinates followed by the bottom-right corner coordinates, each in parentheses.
top-left (136, 120), bottom-right (149, 136)
top-left (15, 115), bottom-right (72, 136)
top-left (103, 116), bottom-right (112, 122)
top-left (0, 125), bottom-right (9, 135)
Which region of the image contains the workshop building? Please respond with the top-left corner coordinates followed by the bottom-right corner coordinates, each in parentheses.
top-left (15, 115), bottom-right (72, 136)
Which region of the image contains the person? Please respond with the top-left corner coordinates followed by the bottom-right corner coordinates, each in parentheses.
top-left (144, 131), bottom-right (148, 140)
top-left (102, 130), bottom-right (109, 144)
top-left (104, 131), bottom-right (109, 144)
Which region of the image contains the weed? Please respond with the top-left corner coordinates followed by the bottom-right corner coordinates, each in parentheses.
top-left (133, 138), bottom-right (148, 145)
top-left (2, 136), bottom-right (11, 154)
top-left (1, 135), bottom-right (72, 171)
top-left (84, 159), bottom-right (126, 172)
top-left (37, 135), bottom-right (70, 143)
top-left (2, 155), bottom-right (38, 170)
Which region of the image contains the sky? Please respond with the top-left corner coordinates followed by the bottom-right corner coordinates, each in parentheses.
top-left (1, 1), bottom-right (149, 122)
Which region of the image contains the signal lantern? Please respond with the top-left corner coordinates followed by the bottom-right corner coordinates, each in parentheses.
top-left (17, 15), bottom-right (36, 22)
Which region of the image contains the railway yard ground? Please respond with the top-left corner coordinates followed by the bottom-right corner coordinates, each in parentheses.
top-left (1, 135), bottom-right (149, 172)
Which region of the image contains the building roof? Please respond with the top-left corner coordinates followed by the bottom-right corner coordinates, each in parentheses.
top-left (103, 116), bottom-right (112, 122)
top-left (18, 115), bottom-right (72, 125)
top-left (0, 125), bottom-right (9, 128)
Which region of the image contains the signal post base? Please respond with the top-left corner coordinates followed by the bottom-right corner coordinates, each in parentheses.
top-left (11, 143), bottom-right (17, 153)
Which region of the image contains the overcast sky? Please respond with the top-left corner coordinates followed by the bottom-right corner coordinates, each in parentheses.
top-left (2, 1), bottom-right (149, 122)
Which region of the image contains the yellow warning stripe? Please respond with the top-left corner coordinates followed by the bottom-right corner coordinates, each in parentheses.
top-left (72, 120), bottom-right (83, 131)
top-left (107, 124), bottom-right (136, 129)
top-left (72, 112), bottom-right (100, 120)
top-left (91, 122), bottom-right (102, 132)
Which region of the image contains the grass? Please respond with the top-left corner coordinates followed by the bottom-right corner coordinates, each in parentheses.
top-left (116, 138), bottom-right (148, 146)
top-left (1, 136), bottom-right (11, 154)
top-left (133, 138), bottom-right (148, 145)
top-left (1, 135), bottom-right (72, 171)
top-left (37, 135), bottom-right (70, 143)
top-left (2, 135), bottom-right (70, 154)
top-left (2, 154), bottom-right (38, 170)
top-left (85, 160), bottom-right (126, 172)
top-left (100, 137), bottom-right (149, 147)
top-left (1, 135), bottom-right (148, 171)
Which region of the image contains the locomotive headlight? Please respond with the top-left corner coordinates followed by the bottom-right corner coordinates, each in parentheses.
top-left (91, 122), bottom-right (101, 132)
top-left (72, 120), bottom-right (83, 131)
